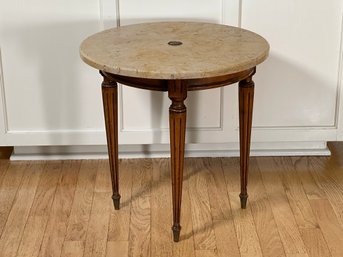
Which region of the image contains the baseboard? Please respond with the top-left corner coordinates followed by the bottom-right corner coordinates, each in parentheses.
top-left (10, 141), bottom-right (331, 160)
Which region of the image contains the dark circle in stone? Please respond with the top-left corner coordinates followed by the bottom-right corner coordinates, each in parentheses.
top-left (168, 41), bottom-right (183, 46)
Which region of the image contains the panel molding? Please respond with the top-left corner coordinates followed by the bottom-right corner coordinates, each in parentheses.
top-left (335, 13), bottom-right (343, 139)
top-left (119, 87), bottom-right (224, 132)
top-left (99, 0), bottom-right (119, 29)
top-left (0, 48), bottom-right (9, 136)
top-left (10, 141), bottom-right (330, 160)
top-left (0, 0), bottom-right (340, 147)
top-left (0, 126), bottom-right (337, 146)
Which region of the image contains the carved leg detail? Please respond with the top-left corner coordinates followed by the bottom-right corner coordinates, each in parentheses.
top-left (168, 80), bottom-right (187, 242)
top-left (238, 74), bottom-right (255, 209)
top-left (101, 72), bottom-right (121, 210)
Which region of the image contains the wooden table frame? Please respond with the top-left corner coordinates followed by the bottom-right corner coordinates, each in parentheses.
top-left (100, 66), bottom-right (256, 242)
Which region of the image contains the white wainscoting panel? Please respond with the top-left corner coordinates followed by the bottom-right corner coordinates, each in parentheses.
top-left (0, 0), bottom-right (343, 156)
top-left (241, 0), bottom-right (342, 128)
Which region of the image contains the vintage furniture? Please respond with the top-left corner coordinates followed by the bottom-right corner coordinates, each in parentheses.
top-left (80, 22), bottom-right (269, 242)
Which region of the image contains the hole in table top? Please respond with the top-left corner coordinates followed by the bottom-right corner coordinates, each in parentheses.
top-left (168, 41), bottom-right (183, 46)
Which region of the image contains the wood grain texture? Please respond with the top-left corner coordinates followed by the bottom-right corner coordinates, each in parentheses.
top-left (38, 161), bottom-right (81, 257)
top-left (106, 241), bottom-right (128, 257)
top-left (309, 199), bottom-right (343, 257)
top-left (0, 160), bottom-right (9, 185)
top-left (65, 160), bottom-right (98, 242)
top-left (173, 158), bottom-right (196, 257)
top-left (128, 159), bottom-right (152, 257)
top-left (257, 157), bottom-right (308, 256)
top-left (60, 241), bottom-right (84, 257)
top-left (168, 80), bottom-right (187, 242)
top-left (107, 160), bottom-right (133, 241)
top-left (101, 74), bottom-right (120, 210)
top-left (204, 158), bottom-right (240, 257)
top-left (248, 158), bottom-right (286, 257)
top-left (229, 192), bottom-right (263, 257)
top-left (151, 159), bottom-right (173, 257)
top-left (299, 228), bottom-right (331, 257)
top-left (238, 74), bottom-right (255, 209)
top-left (274, 157), bottom-right (317, 229)
top-left (16, 161), bottom-right (62, 257)
top-left (2, 150), bottom-right (343, 257)
top-left (83, 161), bottom-right (112, 257)
top-left (0, 162), bottom-right (44, 257)
top-left (188, 158), bottom-right (216, 250)
top-left (0, 161), bottom-right (26, 236)
top-left (290, 157), bottom-right (326, 200)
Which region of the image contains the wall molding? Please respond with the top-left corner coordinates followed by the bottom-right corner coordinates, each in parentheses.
top-left (119, 87), bottom-right (224, 132)
top-left (1, 126), bottom-right (337, 146)
top-left (335, 13), bottom-right (343, 139)
top-left (99, 0), bottom-right (118, 29)
top-left (0, 48), bottom-right (9, 136)
top-left (10, 141), bottom-right (330, 160)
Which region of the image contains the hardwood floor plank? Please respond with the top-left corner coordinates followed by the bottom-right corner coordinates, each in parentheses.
top-left (257, 157), bottom-right (308, 256)
top-left (0, 161), bottom-right (44, 257)
top-left (16, 161), bottom-right (63, 257)
top-left (213, 219), bottom-right (240, 257)
top-left (222, 157), bottom-right (263, 257)
top-left (0, 161), bottom-right (27, 236)
top-left (0, 150), bottom-right (342, 257)
top-left (38, 160), bottom-right (81, 257)
top-left (299, 228), bottom-right (331, 257)
top-left (64, 160), bottom-right (98, 242)
top-left (309, 199), bottom-right (343, 257)
top-left (204, 158), bottom-right (232, 220)
top-left (0, 160), bottom-right (9, 185)
top-left (274, 157), bottom-right (318, 229)
top-left (195, 249), bottom-right (218, 257)
top-left (229, 192), bottom-right (263, 257)
top-left (60, 241), bottom-right (84, 257)
top-left (202, 158), bottom-right (240, 257)
top-left (83, 192), bottom-right (111, 257)
top-left (172, 158), bottom-right (196, 257)
top-left (308, 156), bottom-right (343, 229)
top-left (106, 241), bottom-right (129, 257)
top-left (221, 157), bottom-right (241, 192)
top-left (248, 158), bottom-right (286, 257)
top-left (83, 160), bottom-right (113, 257)
top-left (188, 158), bottom-right (216, 250)
top-left (291, 157), bottom-right (326, 200)
top-left (108, 159), bottom-right (133, 241)
top-left (128, 159), bottom-right (152, 257)
top-left (151, 158), bottom-right (173, 257)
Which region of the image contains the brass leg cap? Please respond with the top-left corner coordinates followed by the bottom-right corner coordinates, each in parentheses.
top-left (112, 193), bottom-right (121, 210)
top-left (239, 193), bottom-right (248, 209)
top-left (172, 224), bottom-right (181, 242)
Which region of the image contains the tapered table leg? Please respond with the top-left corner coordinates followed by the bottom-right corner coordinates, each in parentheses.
top-left (101, 72), bottom-right (121, 210)
top-left (238, 74), bottom-right (255, 209)
top-left (168, 80), bottom-right (187, 242)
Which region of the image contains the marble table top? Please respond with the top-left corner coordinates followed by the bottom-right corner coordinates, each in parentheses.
top-left (80, 22), bottom-right (269, 80)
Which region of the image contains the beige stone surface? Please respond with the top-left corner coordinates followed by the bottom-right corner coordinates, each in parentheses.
top-left (80, 22), bottom-right (269, 79)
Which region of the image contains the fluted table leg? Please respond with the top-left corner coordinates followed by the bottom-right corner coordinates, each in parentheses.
top-left (101, 72), bottom-right (121, 210)
top-left (238, 74), bottom-right (255, 209)
top-left (168, 80), bottom-right (187, 242)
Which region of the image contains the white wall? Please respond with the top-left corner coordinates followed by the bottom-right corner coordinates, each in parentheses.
top-left (1, 0), bottom-right (343, 156)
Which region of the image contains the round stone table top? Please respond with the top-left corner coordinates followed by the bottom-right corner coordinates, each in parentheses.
top-left (80, 22), bottom-right (269, 80)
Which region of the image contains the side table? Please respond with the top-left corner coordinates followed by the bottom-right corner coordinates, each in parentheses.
top-left (80, 22), bottom-right (269, 242)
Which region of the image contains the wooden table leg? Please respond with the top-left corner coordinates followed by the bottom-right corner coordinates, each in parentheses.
top-left (238, 73), bottom-right (255, 209)
top-left (168, 80), bottom-right (187, 242)
top-left (101, 73), bottom-right (121, 210)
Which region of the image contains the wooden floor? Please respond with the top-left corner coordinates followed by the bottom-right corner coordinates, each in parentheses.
top-left (1, 144), bottom-right (343, 257)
